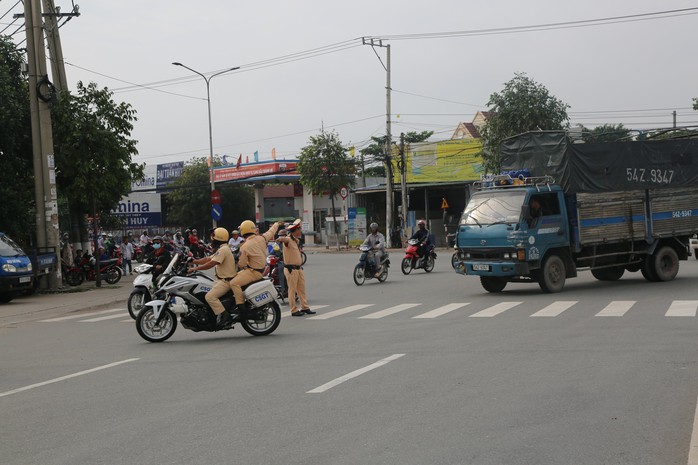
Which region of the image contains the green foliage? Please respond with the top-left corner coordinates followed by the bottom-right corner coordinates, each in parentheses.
top-left (298, 130), bottom-right (355, 197)
top-left (164, 157), bottom-right (254, 230)
top-left (51, 81), bottom-right (143, 227)
top-left (0, 35), bottom-right (34, 243)
top-left (480, 73), bottom-right (570, 173)
top-left (404, 131), bottom-right (433, 144)
top-left (581, 124), bottom-right (631, 143)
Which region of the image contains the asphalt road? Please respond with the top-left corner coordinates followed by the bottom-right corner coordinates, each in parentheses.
top-left (2, 251), bottom-right (698, 465)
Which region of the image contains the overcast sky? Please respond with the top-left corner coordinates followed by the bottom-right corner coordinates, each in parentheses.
top-left (5, 0), bottom-right (698, 166)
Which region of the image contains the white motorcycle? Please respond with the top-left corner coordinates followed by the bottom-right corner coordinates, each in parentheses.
top-left (127, 262), bottom-right (155, 320)
top-left (135, 254), bottom-right (281, 343)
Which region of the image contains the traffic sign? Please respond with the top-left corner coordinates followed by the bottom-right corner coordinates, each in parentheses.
top-left (339, 186), bottom-right (348, 200)
top-left (441, 198), bottom-right (449, 210)
top-left (211, 204), bottom-right (223, 221)
top-left (211, 189), bottom-right (221, 205)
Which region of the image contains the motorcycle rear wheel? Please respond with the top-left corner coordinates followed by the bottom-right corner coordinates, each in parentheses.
top-left (353, 264), bottom-right (366, 286)
top-left (127, 288), bottom-right (151, 320)
top-left (104, 267), bottom-right (122, 284)
top-left (241, 301), bottom-right (281, 336)
top-left (424, 256), bottom-right (435, 273)
top-left (401, 258), bottom-right (413, 275)
top-left (66, 269), bottom-right (84, 286)
top-left (136, 307), bottom-right (177, 343)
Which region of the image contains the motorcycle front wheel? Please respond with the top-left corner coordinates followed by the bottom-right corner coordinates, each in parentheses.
top-left (401, 257), bottom-right (413, 275)
top-left (136, 307), bottom-right (177, 343)
top-left (127, 288), bottom-right (151, 320)
top-left (104, 267), bottom-right (122, 284)
top-left (353, 264), bottom-right (366, 286)
top-left (242, 301), bottom-right (281, 336)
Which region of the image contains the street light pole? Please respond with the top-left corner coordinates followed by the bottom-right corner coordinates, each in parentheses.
top-left (172, 62), bottom-right (239, 228)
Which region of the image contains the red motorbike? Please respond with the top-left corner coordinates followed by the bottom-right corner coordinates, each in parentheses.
top-left (263, 251), bottom-right (286, 302)
top-left (65, 255), bottom-right (122, 286)
top-left (401, 238), bottom-right (436, 275)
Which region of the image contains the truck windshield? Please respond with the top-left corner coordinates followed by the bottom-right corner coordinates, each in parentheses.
top-left (0, 235), bottom-right (25, 257)
top-left (460, 191), bottom-right (527, 226)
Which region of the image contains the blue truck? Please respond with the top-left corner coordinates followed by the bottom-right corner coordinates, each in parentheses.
top-left (0, 232), bottom-right (35, 303)
top-left (454, 132), bottom-right (698, 293)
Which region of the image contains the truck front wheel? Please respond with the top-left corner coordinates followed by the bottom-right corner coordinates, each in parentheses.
top-left (480, 276), bottom-right (507, 293)
top-left (538, 254), bottom-right (566, 293)
top-left (652, 246), bottom-right (679, 282)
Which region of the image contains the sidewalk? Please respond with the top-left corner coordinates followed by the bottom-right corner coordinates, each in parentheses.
top-left (0, 273), bottom-right (135, 326)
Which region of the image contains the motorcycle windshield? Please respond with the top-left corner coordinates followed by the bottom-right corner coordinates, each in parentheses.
top-left (460, 191), bottom-right (526, 226)
top-left (163, 253), bottom-right (180, 274)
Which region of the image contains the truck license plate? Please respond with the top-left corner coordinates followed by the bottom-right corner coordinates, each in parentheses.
top-left (19, 276), bottom-right (31, 283)
top-left (472, 264), bottom-right (490, 271)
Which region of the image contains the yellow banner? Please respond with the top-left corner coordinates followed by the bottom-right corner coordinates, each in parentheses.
top-left (393, 139), bottom-right (485, 183)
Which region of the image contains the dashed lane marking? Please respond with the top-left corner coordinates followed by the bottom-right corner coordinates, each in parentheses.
top-left (307, 354), bottom-right (405, 393)
top-left (413, 303), bottom-right (470, 319)
top-left (665, 301), bottom-right (698, 317)
top-left (308, 304), bottom-right (374, 320)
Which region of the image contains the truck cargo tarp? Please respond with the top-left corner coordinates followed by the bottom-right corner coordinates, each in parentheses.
top-left (500, 131), bottom-right (698, 193)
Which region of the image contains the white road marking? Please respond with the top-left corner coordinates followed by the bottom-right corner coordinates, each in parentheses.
top-left (595, 301), bottom-right (636, 317)
top-left (281, 304), bottom-right (329, 318)
top-left (308, 304), bottom-right (374, 320)
top-left (360, 303), bottom-right (421, 319)
top-left (666, 301), bottom-right (698, 317)
top-left (39, 308), bottom-right (125, 322)
top-left (0, 358), bottom-right (139, 398)
top-left (413, 303), bottom-right (469, 319)
top-left (80, 313), bottom-right (129, 322)
top-left (688, 390), bottom-right (698, 465)
top-left (307, 354), bottom-right (405, 393)
top-left (469, 301), bottom-right (522, 318)
top-left (530, 301), bottom-right (577, 317)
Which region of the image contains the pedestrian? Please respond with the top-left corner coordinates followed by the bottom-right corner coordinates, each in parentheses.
top-left (277, 219), bottom-right (315, 317)
top-left (120, 236), bottom-right (134, 275)
top-left (230, 220), bottom-right (282, 314)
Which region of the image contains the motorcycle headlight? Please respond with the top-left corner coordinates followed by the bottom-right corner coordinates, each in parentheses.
top-left (266, 256), bottom-right (272, 264)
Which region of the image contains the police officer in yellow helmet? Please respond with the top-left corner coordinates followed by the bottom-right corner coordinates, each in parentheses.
top-left (188, 227), bottom-right (237, 328)
top-left (230, 219), bottom-right (282, 311)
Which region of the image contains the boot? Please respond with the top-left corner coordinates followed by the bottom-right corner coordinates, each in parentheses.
top-left (216, 309), bottom-right (233, 328)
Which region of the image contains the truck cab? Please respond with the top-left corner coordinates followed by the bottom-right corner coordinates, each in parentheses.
top-left (455, 175), bottom-right (573, 293)
top-left (0, 232), bottom-right (34, 303)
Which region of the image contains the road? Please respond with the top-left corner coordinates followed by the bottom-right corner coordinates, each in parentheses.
top-left (2, 251), bottom-right (698, 465)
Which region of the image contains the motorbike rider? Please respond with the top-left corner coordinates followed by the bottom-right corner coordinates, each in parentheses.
top-left (362, 222), bottom-right (386, 277)
top-left (149, 236), bottom-right (172, 280)
top-left (273, 229), bottom-right (286, 295)
top-left (230, 220), bottom-right (282, 313)
top-left (188, 227), bottom-right (237, 328)
top-left (228, 229), bottom-right (244, 248)
top-left (172, 231), bottom-right (185, 254)
top-left (140, 230), bottom-right (150, 247)
top-left (410, 219), bottom-right (432, 265)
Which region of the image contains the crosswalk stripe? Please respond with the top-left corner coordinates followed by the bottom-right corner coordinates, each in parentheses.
top-left (39, 308), bottom-right (124, 322)
top-left (596, 301), bottom-right (636, 317)
top-left (413, 303), bottom-right (469, 319)
top-left (469, 301), bottom-right (522, 318)
top-left (80, 313), bottom-right (129, 323)
top-left (360, 303), bottom-right (421, 319)
top-left (531, 301), bottom-right (577, 317)
top-left (281, 304), bottom-right (329, 318)
top-left (308, 304), bottom-right (374, 320)
top-left (666, 300), bottom-right (698, 317)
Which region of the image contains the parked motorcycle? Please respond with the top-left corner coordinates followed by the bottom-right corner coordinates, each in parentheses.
top-left (353, 245), bottom-right (390, 286)
top-left (135, 254), bottom-right (281, 343)
top-left (401, 238), bottom-right (436, 275)
top-left (65, 255), bottom-right (122, 286)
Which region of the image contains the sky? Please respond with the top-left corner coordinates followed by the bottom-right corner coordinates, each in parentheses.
top-left (4, 0), bottom-right (698, 167)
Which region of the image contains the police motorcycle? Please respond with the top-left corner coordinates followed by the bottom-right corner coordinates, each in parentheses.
top-left (353, 244), bottom-right (390, 286)
top-left (135, 254), bottom-right (281, 343)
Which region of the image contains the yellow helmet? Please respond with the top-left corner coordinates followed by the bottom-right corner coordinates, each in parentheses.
top-left (239, 220), bottom-right (256, 237)
top-left (212, 227), bottom-right (229, 242)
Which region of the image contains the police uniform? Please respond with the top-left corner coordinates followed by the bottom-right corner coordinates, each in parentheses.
top-left (230, 222), bottom-right (280, 305)
top-left (204, 243), bottom-right (236, 315)
top-left (278, 223), bottom-right (310, 315)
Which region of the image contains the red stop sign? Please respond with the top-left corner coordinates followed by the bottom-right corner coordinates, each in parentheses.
top-left (211, 189), bottom-right (221, 205)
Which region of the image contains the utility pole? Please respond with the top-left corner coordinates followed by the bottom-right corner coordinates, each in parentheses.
top-left (362, 38), bottom-right (393, 247)
top-left (42, 0), bottom-right (72, 92)
top-left (399, 132), bottom-right (407, 245)
top-left (21, 0), bottom-right (62, 289)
